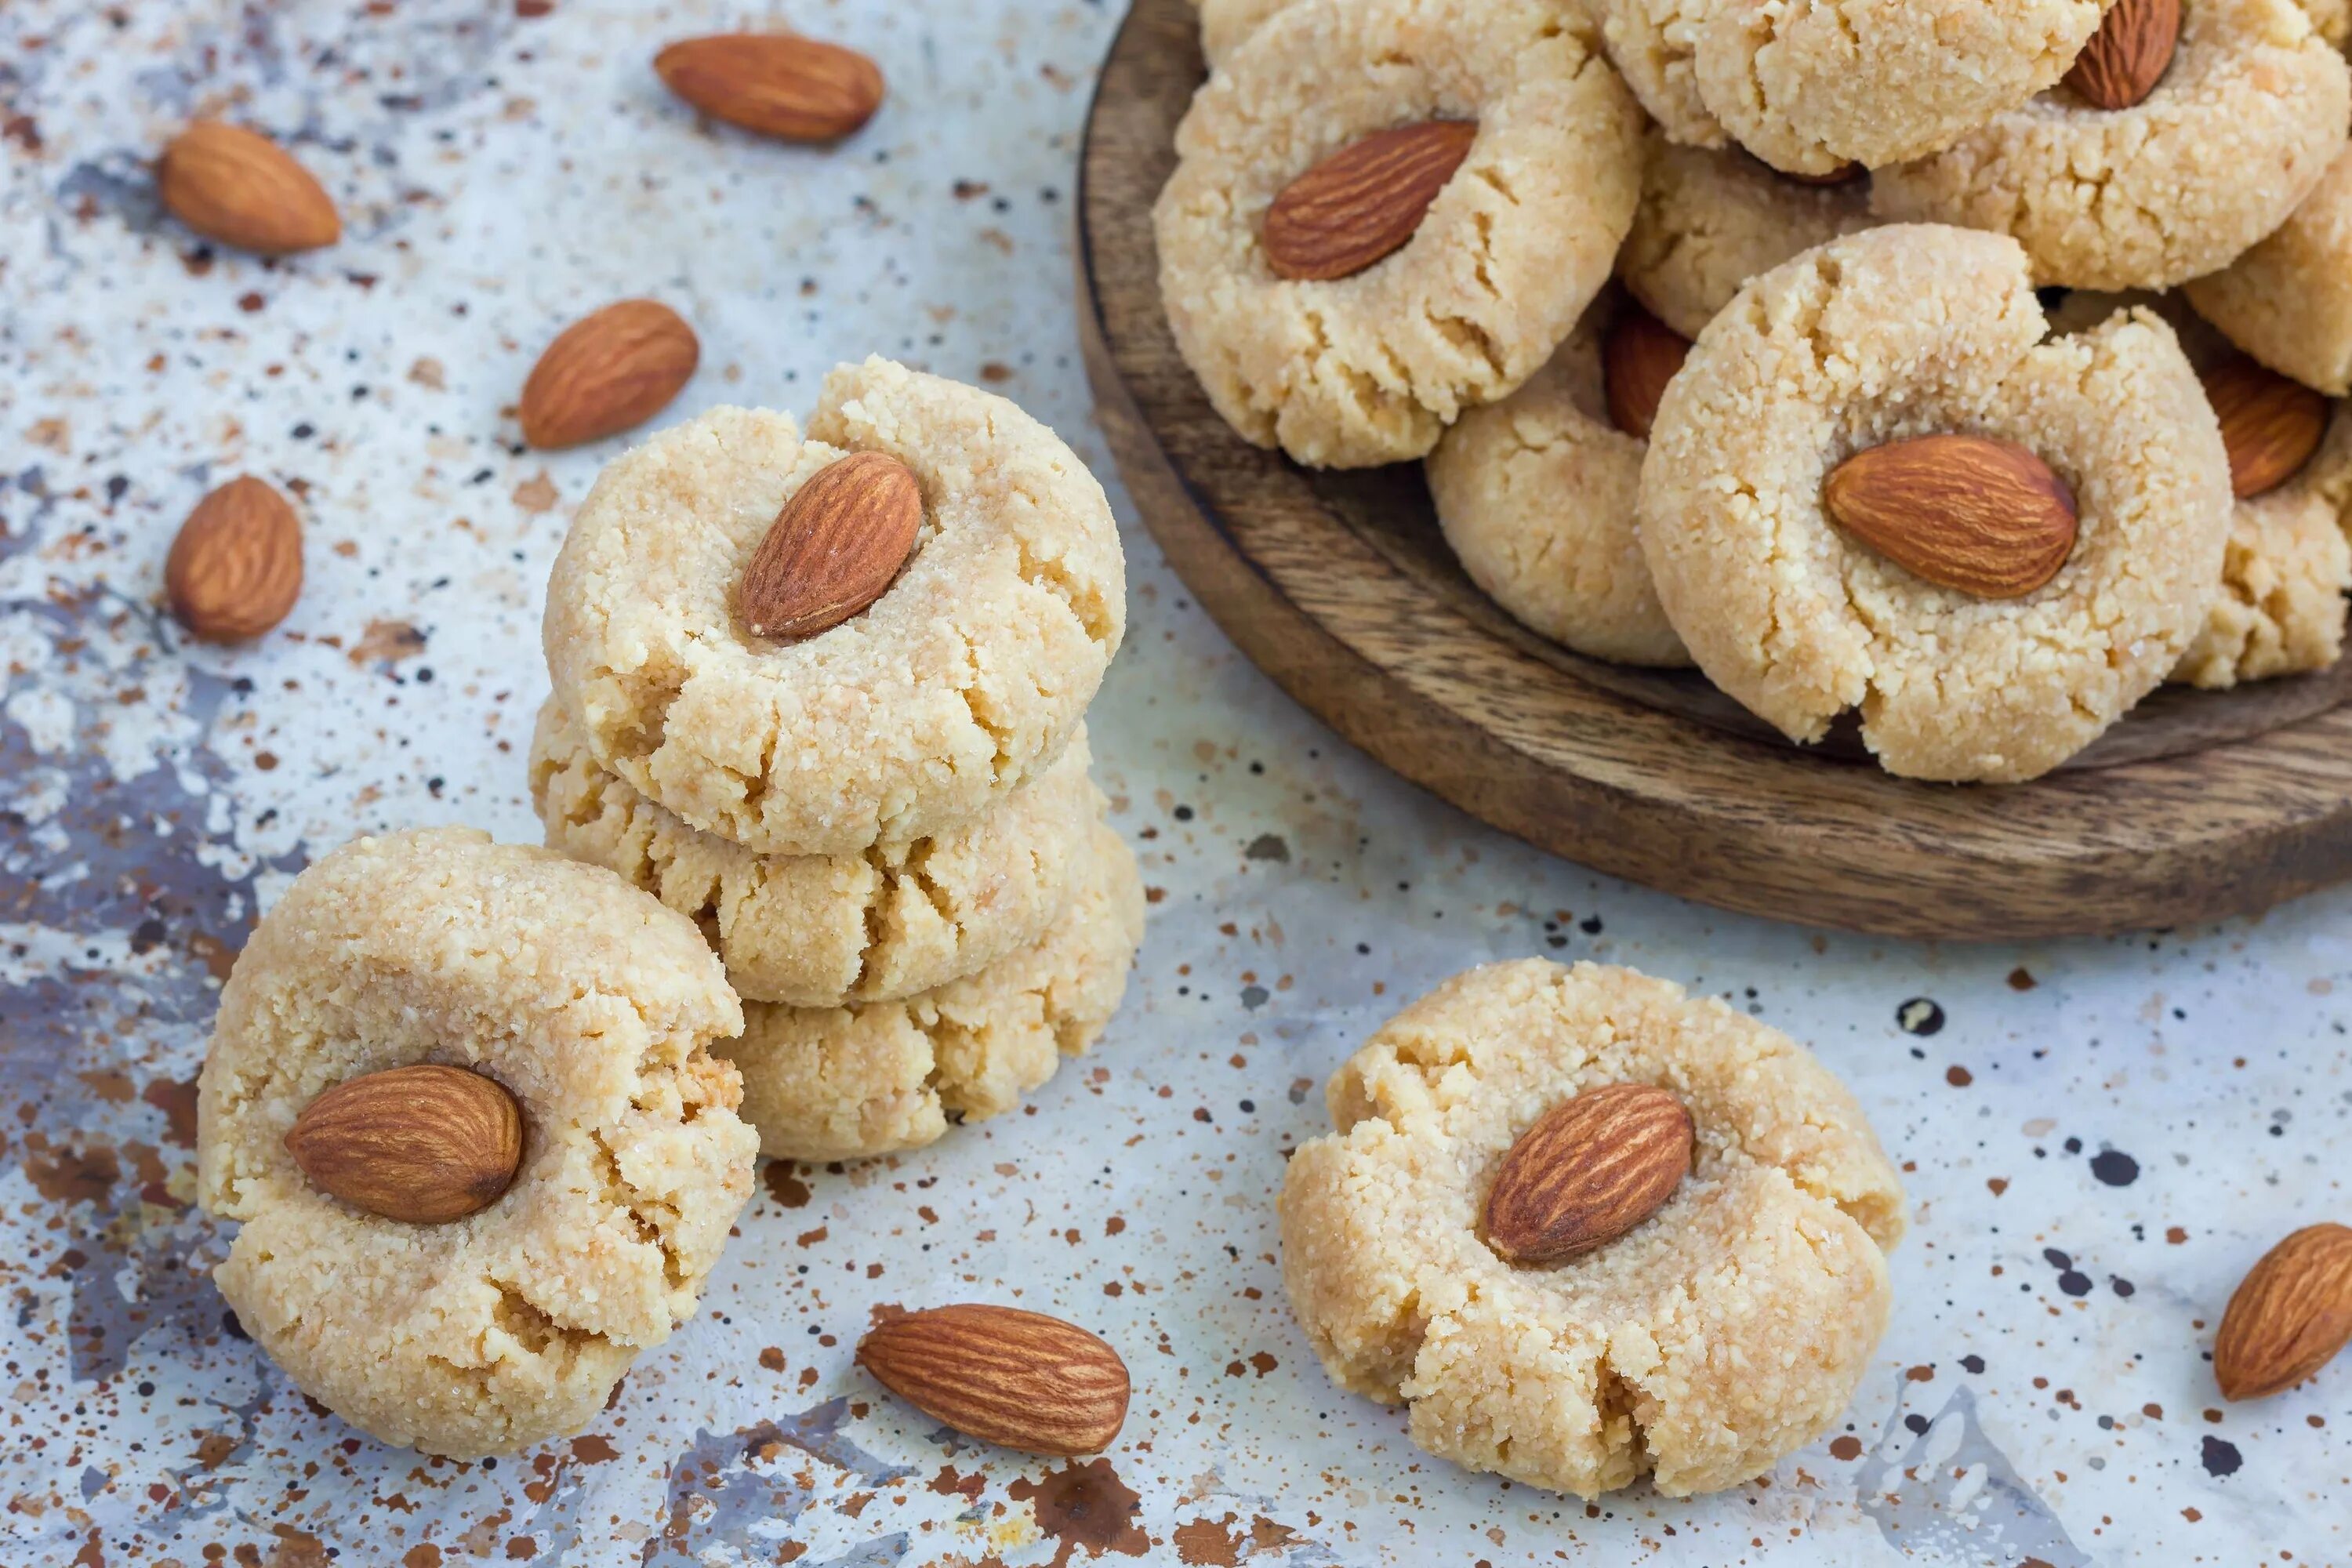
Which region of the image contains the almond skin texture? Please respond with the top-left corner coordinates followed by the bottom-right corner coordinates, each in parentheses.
top-left (2202, 355), bottom-right (2328, 499)
top-left (1261, 120), bottom-right (1478, 282)
top-left (655, 34), bottom-right (884, 143)
top-left (519, 299), bottom-right (699, 450)
top-left (166, 476), bottom-right (303, 642)
top-left (157, 121), bottom-right (340, 256)
top-left (739, 451), bottom-right (924, 641)
top-left (1822, 434), bottom-right (2079, 598)
top-left (1602, 307), bottom-right (1691, 440)
top-left (2213, 1223), bottom-right (2352, 1401)
top-left (2063, 0), bottom-right (2180, 111)
top-left (1484, 1083), bottom-right (1694, 1265)
top-left (283, 1065), bottom-right (524, 1225)
top-left (856, 1305), bottom-right (1131, 1455)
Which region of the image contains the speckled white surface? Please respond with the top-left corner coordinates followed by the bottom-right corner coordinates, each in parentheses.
top-left (1, 2), bottom-right (2347, 1564)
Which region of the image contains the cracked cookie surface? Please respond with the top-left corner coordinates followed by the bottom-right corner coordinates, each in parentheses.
top-left (1871, 0), bottom-right (2350, 289)
top-left (1279, 959), bottom-right (1904, 1498)
top-left (543, 358), bottom-right (1124, 855)
top-left (1424, 296), bottom-right (1690, 665)
top-left (196, 828), bottom-right (757, 1457)
top-left (1638, 227), bottom-right (2230, 782)
top-left (721, 823), bottom-right (1143, 1161)
top-left (1153, 0), bottom-right (1643, 467)
top-left (529, 699), bottom-right (1101, 1007)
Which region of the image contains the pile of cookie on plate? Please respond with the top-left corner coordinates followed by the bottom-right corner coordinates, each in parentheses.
top-left (1156, 0), bottom-right (2352, 782)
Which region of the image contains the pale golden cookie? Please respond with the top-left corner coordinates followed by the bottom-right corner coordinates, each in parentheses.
top-left (543, 358), bottom-right (1124, 855)
top-left (1638, 227), bottom-right (2231, 782)
top-left (1153, 0), bottom-right (1643, 467)
top-left (528, 699), bottom-right (1103, 1007)
top-left (1280, 959), bottom-right (1904, 1498)
top-left (1872, 0), bottom-right (2350, 289)
top-left (1198, 0), bottom-right (1294, 65)
top-left (196, 829), bottom-right (757, 1457)
top-left (1424, 297), bottom-right (1690, 665)
top-left (1618, 133), bottom-right (1876, 340)
top-left (2186, 146), bottom-right (2352, 396)
top-left (720, 825), bottom-right (1143, 1162)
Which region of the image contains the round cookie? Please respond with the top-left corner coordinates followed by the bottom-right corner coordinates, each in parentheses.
top-left (1617, 133), bottom-right (1876, 340)
top-left (1153, 0), bottom-right (1643, 467)
top-left (196, 828), bottom-right (757, 1457)
top-left (543, 357), bottom-right (1124, 855)
top-left (1279, 959), bottom-right (1905, 1499)
top-left (528, 699), bottom-right (1104, 1007)
top-left (722, 824), bottom-right (1143, 1162)
top-left (1638, 226), bottom-right (2232, 782)
top-left (1871, 0), bottom-right (2351, 290)
top-left (1424, 296), bottom-right (1690, 666)
top-left (2185, 146), bottom-right (2352, 396)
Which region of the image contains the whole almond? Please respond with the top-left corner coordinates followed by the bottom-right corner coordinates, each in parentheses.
top-left (856, 1304), bottom-right (1130, 1455)
top-left (2063, 0), bottom-right (2180, 111)
top-left (1602, 307), bottom-right (1691, 440)
top-left (519, 299), bottom-right (699, 450)
top-left (2213, 1223), bottom-right (2352, 1401)
top-left (655, 34), bottom-right (885, 143)
top-left (284, 1064), bottom-right (524, 1225)
top-left (167, 476), bottom-right (303, 642)
top-left (1262, 120), bottom-right (1478, 282)
top-left (739, 451), bottom-right (923, 641)
top-left (1823, 434), bottom-right (2079, 597)
top-left (157, 121), bottom-right (340, 256)
top-left (1484, 1083), bottom-right (1693, 1265)
top-left (2201, 355), bottom-right (2327, 499)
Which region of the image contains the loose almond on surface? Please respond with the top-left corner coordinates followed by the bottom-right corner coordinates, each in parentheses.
top-left (2212, 1223), bottom-right (2352, 1401)
top-left (284, 1064), bottom-right (525, 1225)
top-left (1484, 1083), bottom-right (1694, 1265)
top-left (518, 299), bottom-right (699, 450)
top-left (739, 451), bottom-right (924, 641)
top-left (157, 120), bottom-right (341, 256)
top-left (1602, 307), bottom-right (1691, 440)
top-left (167, 475), bottom-right (303, 643)
top-left (2201, 354), bottom-right (2328, 499)
top-left (1823, 434), bottom-right (2079, 597)
top-left (655, 34), bottom-right (885, 143)
top-left (2062, 0), bottom-right (2180, 111)
top-left (855, 1304), bottom-right (1131, 1456)
top-left (1261, 119), bottom-right (1478, 282)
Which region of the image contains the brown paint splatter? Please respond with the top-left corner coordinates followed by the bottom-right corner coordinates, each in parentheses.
top-left (2007, 967), bottom-right (2037, 991)
top-left (1905, 1365), bottom-right (1934, 1382)
top-left (511, 471), bottom-right (560, 514)
top-left (187, 931), bottom-right (241, 982)
top-left (1247, 1517), bottom-right (1298, 1552)
top-left (930, 1464), bottom-right (985, 1502)
top-left (195, 1432), bottom-right (239, 1468)
top-left (1247, 1351), bottom-right (1276, 1377)
top-left (143, 1075), bottom-right (201, 1146)
top-left (759, 1347), bottom-right (786, 1371)
top-left (78, 1070), bottom-right (135, 1103)
top-left (569, 1434), bottom-right (618, 1464)
top-left (22, 1134), bottom-right (120, 1205)
top-left (764, 1163), bottom-right (811, 1207)
top-left (1171, 1513), bottom-right (1241, 1566)
top-left (1944, 1065), bottom-right (1973, 1087)
top-left (401, 1548), bottom-right (442, 1568)
top-left (408, 357), bottom-right (447, 390)
top-left (1008, 1459), bottom-right (1149, 1566)
top-left (1828, 1436), bottom-right (1863, 1461)
top-left (266, 1527), bottom-right (330, 1568)
top-left (350, 619), bottom-right (428, 665)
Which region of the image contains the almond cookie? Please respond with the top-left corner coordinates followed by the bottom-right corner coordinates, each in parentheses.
top-left (722, 824), bottom-right (1142, 1162)
top-left (528, 699), bottom-right (1103, 1007)
top-left (1617, 133), bottom-right (1876, 340)
top-left (1280, 959), bottom-right (1905, 1498)
top-left (196, 828), bottom-right (757, 1457)
top-left (2186, 146), bottom-right (2352, 396)
top-left (1639, 227), bottom-right (2231, 782)
top-left (543, 358), bottom-right (1124, 856)
top-left (1872, 0), bottom-right (2350, 289)
top-left (1424, 296), bottom-right (1690, 665)
top-left (1153, 0), bottom-right (1643, 467)
top-left (1602, 0), bottom-right (2103, 175)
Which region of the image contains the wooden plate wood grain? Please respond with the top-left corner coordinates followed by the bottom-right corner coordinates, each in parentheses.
top-left (1075, 0), bottom-right (2352, 938)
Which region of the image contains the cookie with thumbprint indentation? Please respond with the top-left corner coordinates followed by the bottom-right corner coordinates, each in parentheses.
top-left (1279, 959), bottom-right (1905, 1498)
top-left (721, 823), bottom-right (1143, 1162)
top-left (196, 828), bottom-right (757, 1457)
top-left (1637, 226), bottom-right (2232, 782)
top-left (542, 357), bottom-right (1123, 856)
top-left (528, 699), bottom-right (1104, 1007)
top-left (1871, 0), bottom-right (2350, 289)
top-left (1152, 0), bottom-right (1643, 467)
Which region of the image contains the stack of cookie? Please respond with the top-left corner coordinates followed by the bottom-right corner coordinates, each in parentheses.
top-left (1160, 0), bottom-right (2352, 781)
top-left (532, 356), bottom-right (1142, 1162)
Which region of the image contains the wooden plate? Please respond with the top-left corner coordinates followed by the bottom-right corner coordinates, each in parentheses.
top-left (1074, 0), bottom-right (2352, 938)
